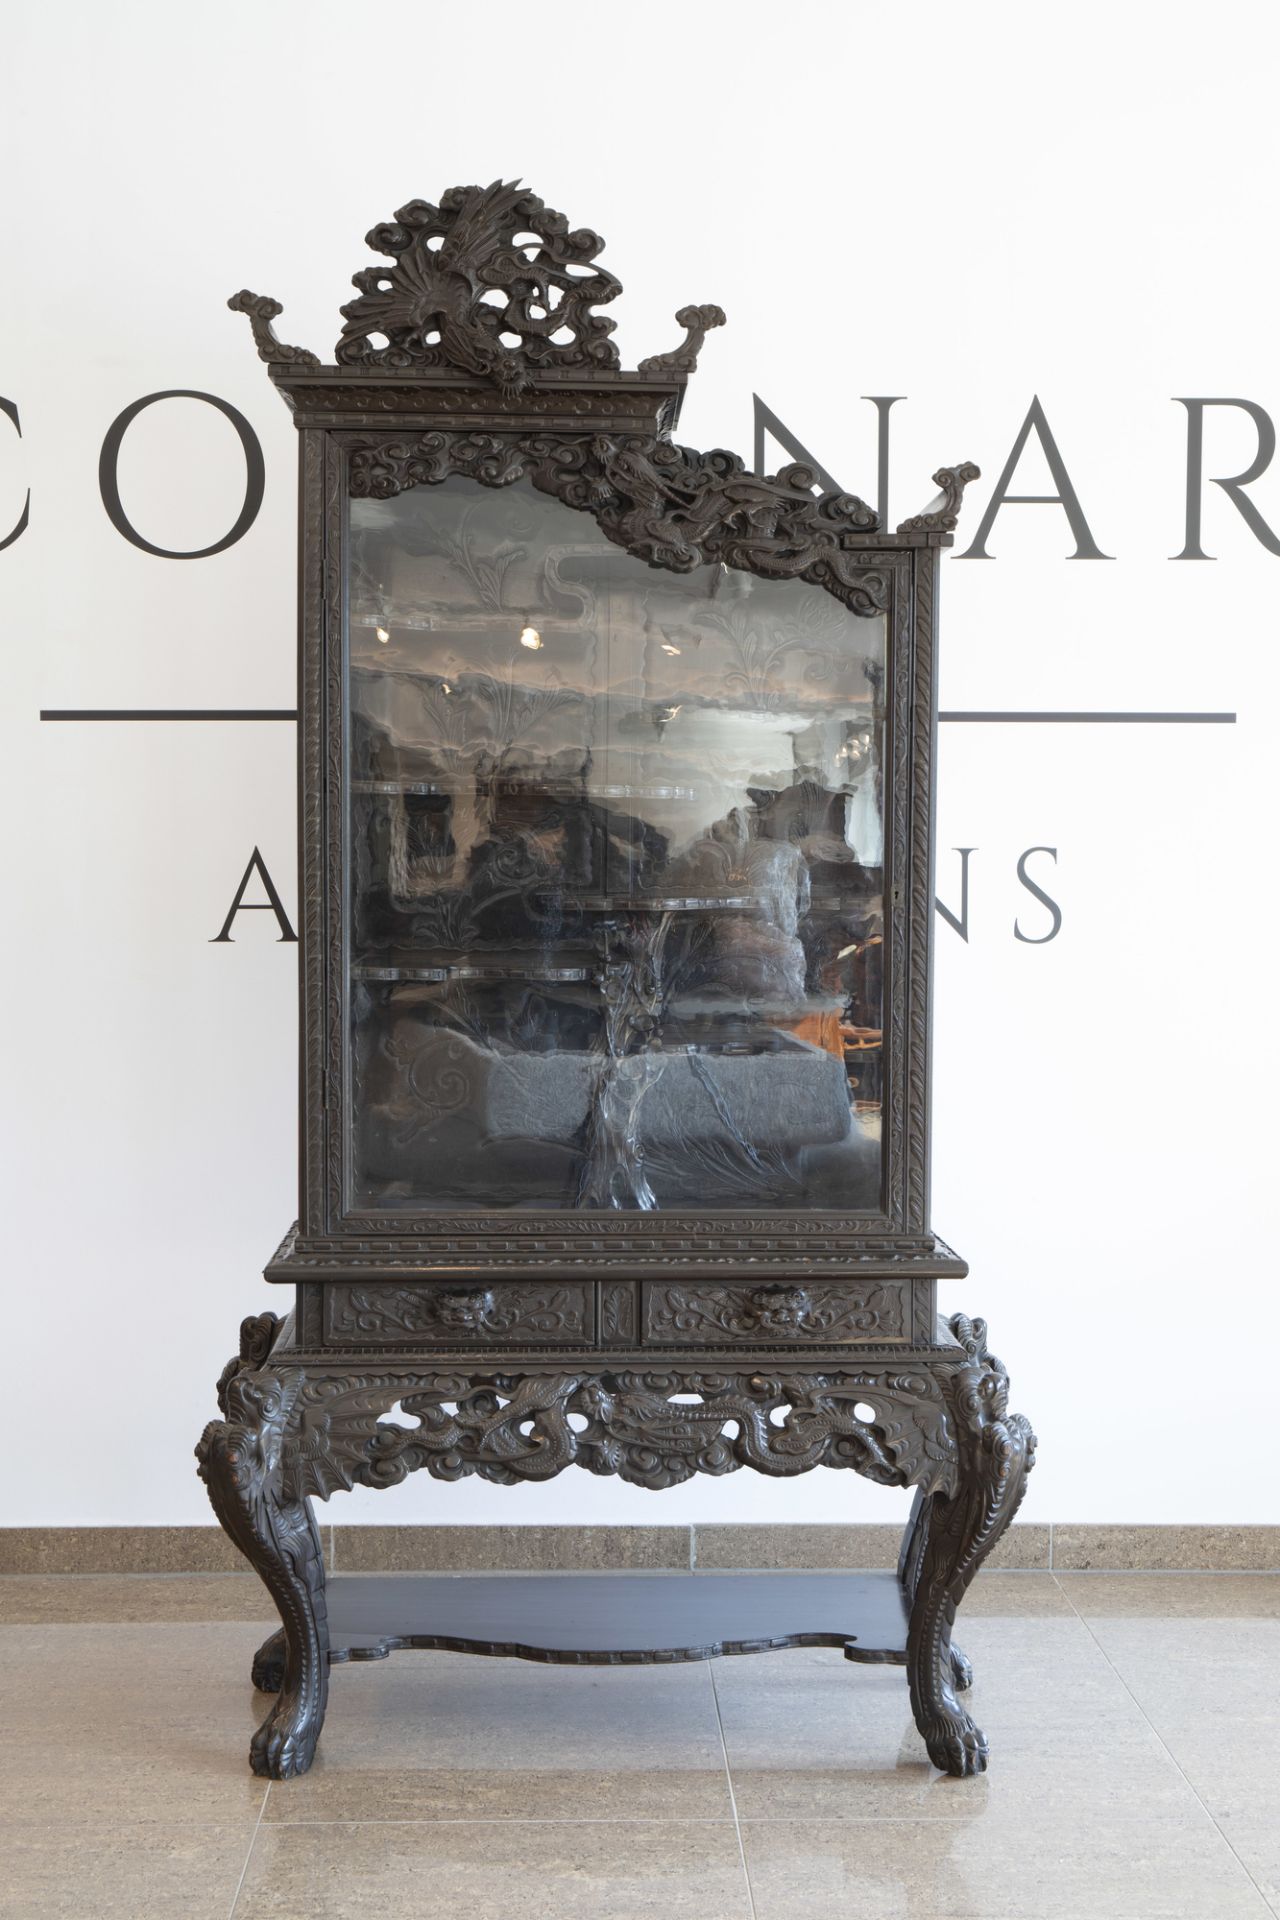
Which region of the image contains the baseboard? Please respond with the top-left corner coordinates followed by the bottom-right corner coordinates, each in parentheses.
top-left (2, 1523), bottom-right (1279, 1575)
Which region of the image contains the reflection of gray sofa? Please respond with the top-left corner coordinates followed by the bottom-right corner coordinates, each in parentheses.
top-left (399, 1029), bottom-right (850, 1149)
top-left (357, 1025), bottom-right (879, 1208)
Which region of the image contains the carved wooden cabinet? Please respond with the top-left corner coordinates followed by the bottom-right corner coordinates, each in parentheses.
top-left (199, 180), bottom-right (1034, 1782)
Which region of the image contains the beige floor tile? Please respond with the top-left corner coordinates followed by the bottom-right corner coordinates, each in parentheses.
top-left (0, 1624), bottom-right (270, 1826)
top-left (740, 1815), bottom-right (1272, 1919)
top-left (715, 1616), bottom-right (1137, 1731)
top-left (1064, 1618), bottom-right (1280, 1724)
top-left (714, 1622), bottom-right (1195, 1822)
top-left (264, 1761), bottom-right (730, 1824)
top-left (5, 1568), bottom-right (1276, 1920)
top-left (1162, 1737), bottom-right (1280, 1826)
top-left (724, 1724), bottom-right (1197, 1825)
top-left (262, 1652), bottom-right (732, 1821)
top-left (1207, 1819), bottom-right (1280, 1911)
top-left (1054, 1574), bottom-right (1280, 1619)
top-left (932, 1603), bottom-right (1279, 1913)
top-left (0, 1574), bottom-right (273, 1625)
top-left (0, 1821), bottom-right (257, 1920)
top-left (235, 1818), bottom-right (751, 1919)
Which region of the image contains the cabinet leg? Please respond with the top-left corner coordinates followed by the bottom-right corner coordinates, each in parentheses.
top-left (196, 1373), bottom-right (330, 1779)
top-left (251, 1628), bottom-right (287, 1694)
top-left (904, 1318), bottom-right (1036, 1776)
top-left (899, 1488), bottom-right (972, 1693)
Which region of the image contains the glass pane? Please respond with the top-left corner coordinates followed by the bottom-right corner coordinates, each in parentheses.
top-left (346, 476), bottom-right (886, 1212)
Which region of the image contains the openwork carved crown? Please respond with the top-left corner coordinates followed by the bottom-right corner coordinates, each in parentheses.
top-left (231, 178), bottom-right (725, 393)
top-left (229, 176), bottom-right (979, 538)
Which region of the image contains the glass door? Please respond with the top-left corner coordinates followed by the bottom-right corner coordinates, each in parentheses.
top-left (345, 475), bottom-right (887, 1213)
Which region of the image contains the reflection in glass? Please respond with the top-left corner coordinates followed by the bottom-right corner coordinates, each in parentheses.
top-left (346, 478), bottom-right (886, 1212)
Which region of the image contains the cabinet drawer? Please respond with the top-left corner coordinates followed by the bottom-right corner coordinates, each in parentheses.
top-left (640, 1281), bottom-right (907, 1346)
top-left (321, 1282), bottom-right (595, 1348)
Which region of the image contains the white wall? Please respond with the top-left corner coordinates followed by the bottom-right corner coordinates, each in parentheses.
top-left (2, 0), bottom-right (1274, 1527)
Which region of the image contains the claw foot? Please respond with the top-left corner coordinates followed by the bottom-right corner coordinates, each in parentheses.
top-left (923, 1710), bottom-right (989, 1777)
top-left (250, 1698), bottom-right (322, 1779)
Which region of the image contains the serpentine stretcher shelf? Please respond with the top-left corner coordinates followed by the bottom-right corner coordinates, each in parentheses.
top-left (305, 1570), bottom-right (912, 1668)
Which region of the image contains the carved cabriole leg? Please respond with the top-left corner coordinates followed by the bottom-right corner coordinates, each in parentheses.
top-left (196, 1368), bottom-right (330, 1779)
top-left (251, 1628), bottom-right (286, 1694)
top-left (899, 1489), bottom-right (972, 1693)
top-left (904, 1316), bottom-right (1036, 1777)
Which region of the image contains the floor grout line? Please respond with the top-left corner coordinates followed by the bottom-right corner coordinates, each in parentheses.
top-left (1049, 1570), bottom-right (1279, 1918)
top-left (226, 1780), bottom-right (269, 1920)
top-left (707, 1660), bottom-right (759, 1920)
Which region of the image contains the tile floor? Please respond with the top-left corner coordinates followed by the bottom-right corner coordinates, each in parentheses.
top-left (0, 1570), bottom-right (1277, 1918)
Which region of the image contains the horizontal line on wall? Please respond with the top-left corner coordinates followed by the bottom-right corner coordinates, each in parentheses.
top-left (40, 708), bottom-right (1238, 725)
top-left (39, 709), bottom-right (299, 721)
top-left (938, 710), bottom-right (1236, 724)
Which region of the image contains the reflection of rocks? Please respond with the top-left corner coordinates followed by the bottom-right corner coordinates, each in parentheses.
top-left (665, 810), bottom-right (811, 1003)
top-left (667, 809), bottom-right (807, 925)
top-left (695, 919), bottom-right (806, 1003)
top-left (749, 781), bottom-right (882, 893)
top-left (748, 780), bottom-right (840, 845)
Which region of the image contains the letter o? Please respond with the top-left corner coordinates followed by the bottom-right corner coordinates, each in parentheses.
top-left (98, 390), bottom-right (264, 558)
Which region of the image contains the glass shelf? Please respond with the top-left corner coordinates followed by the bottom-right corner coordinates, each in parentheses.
top-left (352, 778), bottom-right (695, 801)
top-left (572, 894), bottom-right (775, 914)
top-left (352, 962), bottom-right (596, 984)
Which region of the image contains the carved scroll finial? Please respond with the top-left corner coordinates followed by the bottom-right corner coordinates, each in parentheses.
top-left (639, 304), bottom-right (727, 376)
top-left (228, 291), bottom-right (320, 368)
top-left (233, 187), bottom-right (727, 390)
top-left (335, 179), bottom-right (623, 390)
top-left (896, 462), bottom-right (981, 534)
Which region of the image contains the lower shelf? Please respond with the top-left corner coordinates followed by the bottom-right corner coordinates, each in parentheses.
top-left (325, 1570), bottom-right (908, 1668)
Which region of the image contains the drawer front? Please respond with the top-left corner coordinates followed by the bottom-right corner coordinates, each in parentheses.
top-left (322, 1282), bottom-right (595, 1348)
top-left (640, 1280), bottom-right (908, 1346)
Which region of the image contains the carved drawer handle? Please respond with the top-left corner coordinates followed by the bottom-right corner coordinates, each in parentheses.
top-left (744, 1285), bottom-right (815, 1332)
top-left (433, 1289), bottom-right (496, 1332)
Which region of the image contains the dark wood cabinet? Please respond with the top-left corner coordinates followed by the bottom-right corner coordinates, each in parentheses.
top-left (199, 179), bottom-right (1034, 1782)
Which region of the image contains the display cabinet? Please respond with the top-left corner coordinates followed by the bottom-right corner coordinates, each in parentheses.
top-left (198, 179), bottom-right (1034, 1781)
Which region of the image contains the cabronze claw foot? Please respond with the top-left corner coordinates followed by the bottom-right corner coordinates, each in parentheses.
top-left (903, 1317), bottom-right (1036, 1776)
top-left (196, 1348), bottom-right (330, 1780)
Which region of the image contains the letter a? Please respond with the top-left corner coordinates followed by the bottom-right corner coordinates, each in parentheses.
top-left (958, 397), bottom-right (1111, 560)
top-left (210, 848), bottom-right (297, 943)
